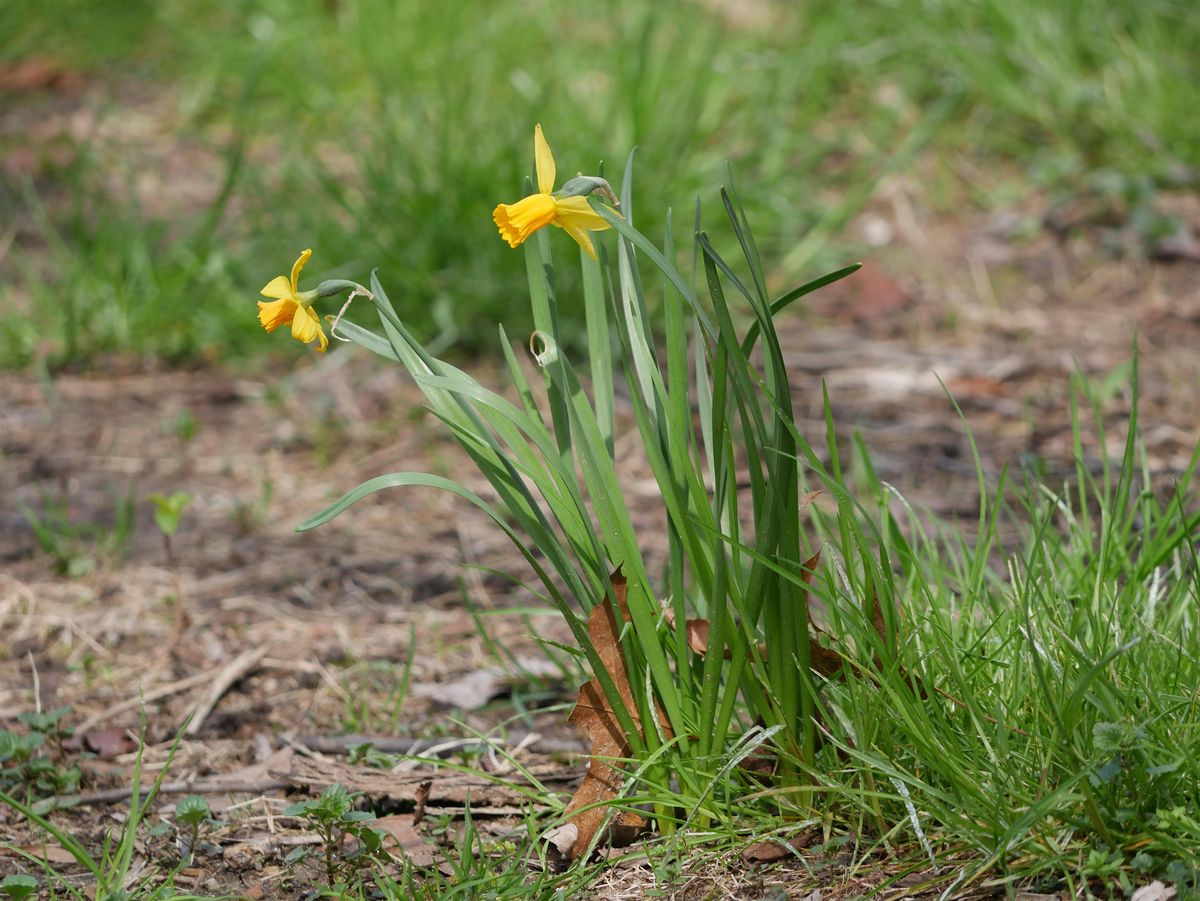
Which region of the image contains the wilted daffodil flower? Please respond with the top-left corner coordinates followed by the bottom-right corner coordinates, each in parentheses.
top-left (493, 124), bottom-right (619, 260)
top-left (258, 248), bottom-right (328, 352)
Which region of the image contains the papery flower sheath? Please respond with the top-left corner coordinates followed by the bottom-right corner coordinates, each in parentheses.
top-left (493, 124), bottom-right (614, 260)
top-left (257, 248), bottom-right (328, 352)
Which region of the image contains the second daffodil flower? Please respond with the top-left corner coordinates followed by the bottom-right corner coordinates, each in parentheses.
top-left (258, 248), bottom-right (328, 352)
top-left (493, 124), bottom-right (617, 260)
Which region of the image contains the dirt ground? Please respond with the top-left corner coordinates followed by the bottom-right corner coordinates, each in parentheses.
top-left (3, 83), bottom-right (1200, 896)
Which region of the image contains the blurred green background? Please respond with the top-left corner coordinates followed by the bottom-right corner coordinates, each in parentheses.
top-left (1, 0), bottom-right (1195, 369)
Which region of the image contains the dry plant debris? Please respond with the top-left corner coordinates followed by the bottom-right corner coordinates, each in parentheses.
top-left (548, 570), bottom-right (671, 864)
top-left (662, 552), bottom-right (882, 678)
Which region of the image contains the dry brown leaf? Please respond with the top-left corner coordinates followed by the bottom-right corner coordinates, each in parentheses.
top-left (682, 616), bottom-right (713, 656)
top-left (667, 552), bottom-right (900, 681)
top-left (554, 569), bottom-right (671, 864)
top-left (742, 827), bottom-right (820, 864)
top-left (0, 57), bottom-right (83, 93)
top-left (799, 489), bottom-right (825, 509)
top-left (12, 841), bottom-right (78, 864)
top-left (663, 551), bottom-right (844, 675)
top-left (374, 814), bottom-right (438, 868)
top-left (81, 726), bottom-right (139, 759)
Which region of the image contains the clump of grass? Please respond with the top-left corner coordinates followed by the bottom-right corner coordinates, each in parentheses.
top-left (18, 487), bottom-right (135, 577)
top-left (776, 358), bottom-right (1200, 894)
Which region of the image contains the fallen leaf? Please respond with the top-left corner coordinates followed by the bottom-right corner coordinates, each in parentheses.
top-left (411, 656), bottom-right (563, 710)
top-left (811, 259), bottom-right (908, 323)
top-left (799, 490), bottom-right (825, 509)
top-left (82, 726), bottom-right (138, 759)
top-left (411, 669), bottom-right (502, 709)
top-left (1153, 226), bottom-right (1200, 264)
top-left (551, 569), bottom-right (670, 864)
top-left (663, 552), bottom-right (844, 675)
top-left (945, 375), bottom-right (1010, 399)
top-left (0, 57), bottom-right (83, 93)
top-left (544, 822), bottom-right (578, 858)
top-left (13, 841), bottom-right (78, 864)
top-left (681, 615), bottom-right (714, 656)
top-left (374, 814), bottom-right (437, 868)
top-left (412, 779), bottom-right (431, 825)
top-left (1131, 882), bottom-right (1177, 901)
top-left (742, 827), bottom-right (820, 864)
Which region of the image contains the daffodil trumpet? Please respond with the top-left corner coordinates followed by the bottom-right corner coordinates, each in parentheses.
top-left (493, 124), bottom-right (620, 260)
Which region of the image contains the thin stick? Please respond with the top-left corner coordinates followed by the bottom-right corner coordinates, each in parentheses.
top-left (27, 651), bottom-right (41, 714)
top-left (185, 646), bottom-right (268, 735)
top-left (293, 732), bottom-right (586, 756)
top-left (46, 777), bottom-right (287, 809)
top-left (76, 669), bottom-right (215, 734)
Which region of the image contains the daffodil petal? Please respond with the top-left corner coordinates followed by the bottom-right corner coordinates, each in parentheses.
top-left (534, 124), bottom-right (555, 195)
top-left (290, 304), bottom-right (327, 351)
top-left (290, 248), bottom-right (313, 292)
top-left (258, 297), bottom-right (297, 332)
top-left (554, 195), bottom-right (613, 231)
top-left (556, 221), bottom-right (598, 260)
top-left (493, 194), bottom-right (558, 248)
top-left (260, 275), bottom-right (294, 299)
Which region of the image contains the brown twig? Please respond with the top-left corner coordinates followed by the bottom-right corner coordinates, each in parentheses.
top-left (76, 669), bottom-right (214, 734)
top-left (185, 645), bottom-right (268, 735)
top-left (292, 732), bottom-right (586, 757)
top-left (44, 777), bottom-right (287, 810)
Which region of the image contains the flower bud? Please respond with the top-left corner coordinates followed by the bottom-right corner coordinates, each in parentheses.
top-left (555, 175), bottom-right (619, 208)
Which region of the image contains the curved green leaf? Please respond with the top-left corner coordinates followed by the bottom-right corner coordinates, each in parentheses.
top-left (297, 472), bottom-right (504, 533)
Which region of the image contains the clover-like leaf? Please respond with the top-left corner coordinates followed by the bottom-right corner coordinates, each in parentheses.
top-left (176, 794), bottom-right (211, 827)
top-left (1, 874), bottom-right (39, 900)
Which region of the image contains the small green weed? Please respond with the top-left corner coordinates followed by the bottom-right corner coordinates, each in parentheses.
top-left (283, 783), bottom-right (390, 887)
top-left (0, 875), bottom-right (38, 900)
top-left (19, 488), bottom-right (135, 576)
top-left (148, 491), bottom-right (191, 543)
top-left (336, 626), bottom-right (416, 735)
top-left (0, 707), bottom-right (80, 802)
top-left (173, 794), bottom-right (213, 863)
top-left (0, 719), bottom-right (204, 899)
top-left (231, 477), bottom-right (273, 534)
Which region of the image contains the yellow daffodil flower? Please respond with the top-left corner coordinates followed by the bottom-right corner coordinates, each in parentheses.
top-left (258, 248), bottom-right (328, 352)
top-left (493, 124), bottom-right (614, 260)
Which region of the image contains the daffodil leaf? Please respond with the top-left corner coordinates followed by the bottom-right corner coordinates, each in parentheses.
top-left (296, 472), bottom-right (502, 532)
top-left (332, 318), bottom-right (399, 362)
top-left (739, 264), bottom-right (863, 357)
top-left (589, 196), bottom-right (717, 340)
